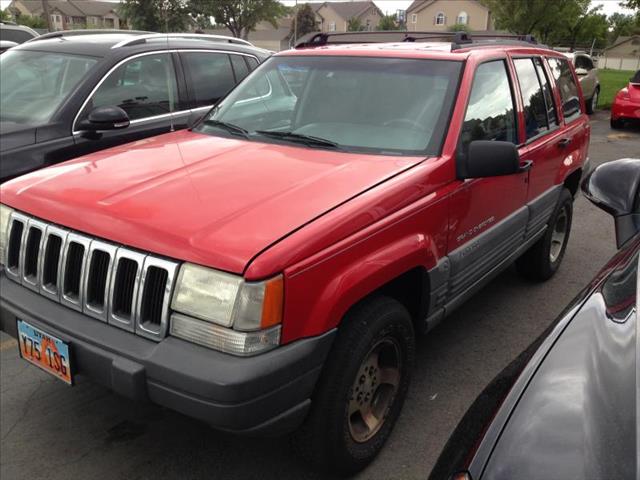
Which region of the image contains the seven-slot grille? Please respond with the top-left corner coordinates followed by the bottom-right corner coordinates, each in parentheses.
top-left (4, 212), bottom-right (178, 341)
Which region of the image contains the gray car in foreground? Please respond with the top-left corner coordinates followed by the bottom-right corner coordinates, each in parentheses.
top-left (430, 158), bottom-right (640, 480)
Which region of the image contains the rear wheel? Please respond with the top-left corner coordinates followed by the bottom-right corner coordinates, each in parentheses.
top-left (516, 188), bottom-right (573, 281)
top-left (586, 87), bottom-right (599, 114)
top-left (292, 296), bottom-right (415, 476)
top-left (610, 117), bottom-right (624, 129)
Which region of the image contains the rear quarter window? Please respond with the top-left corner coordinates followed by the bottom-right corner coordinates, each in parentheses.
top-left (547, 57), bottom-right (581, 122)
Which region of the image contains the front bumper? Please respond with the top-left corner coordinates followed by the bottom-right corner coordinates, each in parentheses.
top-left (0, 273), bottom-right (335, 436)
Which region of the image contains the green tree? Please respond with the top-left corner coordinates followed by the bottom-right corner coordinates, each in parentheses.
top-left (0, 9), bottom-right (11, 22)
top-left (119, 0), bottom-right (190, 32)
top-left (608, 12), bottom-right (640, 42)
top-left (191, 0), bottom-right (287, 39)
top-left (290, 3), bottom-right (318, 41)
top-left (376, 14), bottom-right (398, 31)
top-left (622, 0), bottom-right (640, 10)
top-left (448, 22), bottom-right (470, 32)
top-left (347, 16), bottom-right (364, 31)
top-left (14, 13), bottom-right (48, 29)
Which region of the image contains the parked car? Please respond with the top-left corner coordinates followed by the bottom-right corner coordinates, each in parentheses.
top-left (0, 31), bottom-right (590, 475)
top-left (611, 69), bottom-right (640, 129)
top-left (564, 51), bottom-right (600, 114)
top-left (0, 22), bottom-right (38, 44)
top-left (429, 157), bottom-right (640, 480)
top-left (0, 31), bottom-right (270, 182)
top-left (0, 40), bottom-right (17, 53)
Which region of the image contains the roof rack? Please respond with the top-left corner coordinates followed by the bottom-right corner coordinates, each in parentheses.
top-left (111, 33), bottom-right (253, 49)
top-left (25, 29), bottom-right (151, 43)
top-left (295, 31), bottom-right (540, 50)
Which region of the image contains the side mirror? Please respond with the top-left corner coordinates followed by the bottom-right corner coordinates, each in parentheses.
top-left (582, 158), bottom-right (640, 248)
top-left (575, 67), bottom-right (588, 76)
top-left (458, 141), bottom-right (524, 179)
top-left (77, 106), bottom-right (130, 132)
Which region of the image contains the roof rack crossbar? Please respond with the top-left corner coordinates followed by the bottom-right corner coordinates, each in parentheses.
top-left (25, 29), bottom-right (151, 43)
top-left (295, 30), bottom-right (539, 50)
top-left (111, 33), bottom-right (252, 49)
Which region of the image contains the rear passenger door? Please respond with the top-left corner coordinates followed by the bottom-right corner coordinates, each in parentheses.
top-left (446, 60), bottom-right (529, 303)
top-left (512, 56), bottom-right (567, 240)
top-left (71, 52), bottom-right (189, 157)
top-left (179, 51), bottom-right (254, 124)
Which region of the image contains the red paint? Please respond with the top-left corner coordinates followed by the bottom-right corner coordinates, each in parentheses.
top-left (611, 82), bottom-right (640, 122)
top-left (0, 44), bottom-right (590, 345)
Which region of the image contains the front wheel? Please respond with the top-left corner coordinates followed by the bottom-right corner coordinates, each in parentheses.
top-left (516, 188), bottom-right (573, 281)
top-left (292, 296), bottom-right (415, 476)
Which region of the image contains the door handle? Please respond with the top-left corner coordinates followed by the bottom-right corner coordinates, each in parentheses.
top-left (518, 160), bottom-right (533, 173)
top-left (557, 138), bottom-right (572, 148)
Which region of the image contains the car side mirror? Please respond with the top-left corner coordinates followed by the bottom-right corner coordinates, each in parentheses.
top-left (582, 158), bottom-right (640, 249)
top-left (77, 106), bottom-right (130, 132)
top-left (575, 67), bottom-right (588, 76)
top-left (458, 141), bottom-right (524, 179)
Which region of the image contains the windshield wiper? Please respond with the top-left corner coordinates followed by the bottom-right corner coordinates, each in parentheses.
top-left (255, 130), bottom-right (340, 149)
top-left (203, 119), bottom-right (249, 138)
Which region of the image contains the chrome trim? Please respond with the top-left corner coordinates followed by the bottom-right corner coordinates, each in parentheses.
top-left (111, 33), bottom-right (253, 49)
top-left (21, 218), bottom-right (47, 292)
top-left (83, 240), bottom-right (117, 322)
top-left (108, 248), bottom-right (146, 332)
top-left (59, 233), bottom-right (91, 312)
top-left (135, 256), bottom-right (179, 340)
top-left (39, 225), bottom-right (69, 301)
top-left (4, 212), bottom-right (29, 282)
top-left (72, 49), bottom-right (259, 135)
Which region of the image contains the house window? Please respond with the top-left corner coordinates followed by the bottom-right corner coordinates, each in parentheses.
top-left (456, 11), bottom-right (468, 25)
top-left (366, 19), bottom-right (371, 31)
top-left (329, 21), bottom-right (336, 32)
top-left (435, 12), bottom-right (446, 25)
top-left (411, 13), bottom-right (417, 23)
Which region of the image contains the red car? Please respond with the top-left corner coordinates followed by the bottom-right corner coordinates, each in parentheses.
top-left (611, 69), bottom-right (640, 129)
top-left (0, 31), bottom-right (590, 475)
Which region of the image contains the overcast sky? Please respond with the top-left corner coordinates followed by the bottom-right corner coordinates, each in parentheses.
top-left (0, 0), bottom-right (633, 19)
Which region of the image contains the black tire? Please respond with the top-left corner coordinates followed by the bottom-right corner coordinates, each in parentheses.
top-left (516, 188), bottom-right (573, 281)
top-left (586, 87), bottom-right (599, 114)
top-left (292, 296), bottom-right (415, 476)
top-left (610, 117), bottom-right (624, 129)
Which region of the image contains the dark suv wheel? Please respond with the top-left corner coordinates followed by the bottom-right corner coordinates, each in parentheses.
top-left (292, 296), bottom-right (415, 475)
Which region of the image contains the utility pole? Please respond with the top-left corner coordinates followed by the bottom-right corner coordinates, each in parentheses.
top-left (42, 0), bottom-right (52, 31)
top-left (294, 0), bottom-right (298, 45)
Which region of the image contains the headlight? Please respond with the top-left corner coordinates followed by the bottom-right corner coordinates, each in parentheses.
top-left (170, 263), bottom-right (284, 355)
top-left (0, 204), bottom-right (14, 266)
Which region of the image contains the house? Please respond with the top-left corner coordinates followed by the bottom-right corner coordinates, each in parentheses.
top-left (8, 0), bottom-right (124, 31)
top-left (600, 35), bottom-right (640, 71)
top-left (304, 1), bottom-right (383, 33)
top-left (406, 0), bottom-right (493, 32)
top-left (207, 19), bottom-right (293, 52)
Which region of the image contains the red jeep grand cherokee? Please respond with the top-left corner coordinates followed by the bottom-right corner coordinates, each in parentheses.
top-left (0, 32), bottom-right (590, 474)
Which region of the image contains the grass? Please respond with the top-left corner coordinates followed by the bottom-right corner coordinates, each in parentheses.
top-left (597, 69), bottom-right (635, 109)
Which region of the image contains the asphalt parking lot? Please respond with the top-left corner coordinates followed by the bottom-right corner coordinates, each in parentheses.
top-left (1, 110), bottom-right (639, 480)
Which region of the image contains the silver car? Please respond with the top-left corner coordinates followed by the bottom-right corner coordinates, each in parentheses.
top-left (564, 51), bottom-right (600, 114)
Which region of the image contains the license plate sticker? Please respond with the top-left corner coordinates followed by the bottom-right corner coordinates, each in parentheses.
top-left (17, 320), bottom-right (72, 385)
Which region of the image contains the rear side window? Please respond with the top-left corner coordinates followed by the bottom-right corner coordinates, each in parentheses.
top-left (229, 54), bottom-right (250, 82)
top-left (181, 52), bottom-right (236, 108)
top-left (459, 60), bottom-right (517, 152)
top-left (533, 58), bottom-right (558, 128)
top-left (514, 58), bottom-right (549, 140)
top-left (574, 55), bottom-right (594, 71)
top-left (0, 28), bottom-right (35, 43)
top-left (246, 57), bottom-right (259, 70)
top-left (547, 57), bottom-right (581, 121)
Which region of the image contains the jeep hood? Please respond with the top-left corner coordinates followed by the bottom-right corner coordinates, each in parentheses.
top-left (1, 130), bottom-right (425, 275)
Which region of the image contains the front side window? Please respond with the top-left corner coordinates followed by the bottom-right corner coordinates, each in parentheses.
top-left (181, 52), bottom-right (236, 108)
top-left (514, 58), bottom-right (549, 140)
top-left (547, 57), bottom-right (581, 121)
top-left (459, 60), bottom-right (517, 153)
top-left (82, 53), bottom-right (177, 122)
top-left (196, 56), bottom-right (463, 156)
top-left (0, 50), bottom-right (98, 126)
top-left (0, 28), bottom-right (35, 43)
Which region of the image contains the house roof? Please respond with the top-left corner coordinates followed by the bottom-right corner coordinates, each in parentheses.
top-left (302, 1), bottom-right (382, 20)
top-left (68, 0), bottom-right (119, 16)
top-left (605, 35), bottom-right (640, 51)
top-left (11, 0), bottom-right (118, 18)
top-left (208, 25), bottom-right (291, 43)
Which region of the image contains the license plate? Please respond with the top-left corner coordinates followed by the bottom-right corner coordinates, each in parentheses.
top-left (17, 320), bottom-right (72, 385)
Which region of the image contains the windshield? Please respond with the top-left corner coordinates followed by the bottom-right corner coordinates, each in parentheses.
top-left (0, 50), bottom-right (98, 126)
top-left (195, 56), bottom-right (462, 156)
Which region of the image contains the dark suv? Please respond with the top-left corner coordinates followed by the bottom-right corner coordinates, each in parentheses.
top-left (0, 31), bottom-right (270, 182)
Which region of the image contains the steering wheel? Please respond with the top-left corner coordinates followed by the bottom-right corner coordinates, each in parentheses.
top-left (383, 118), bottom-right (424, 130)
